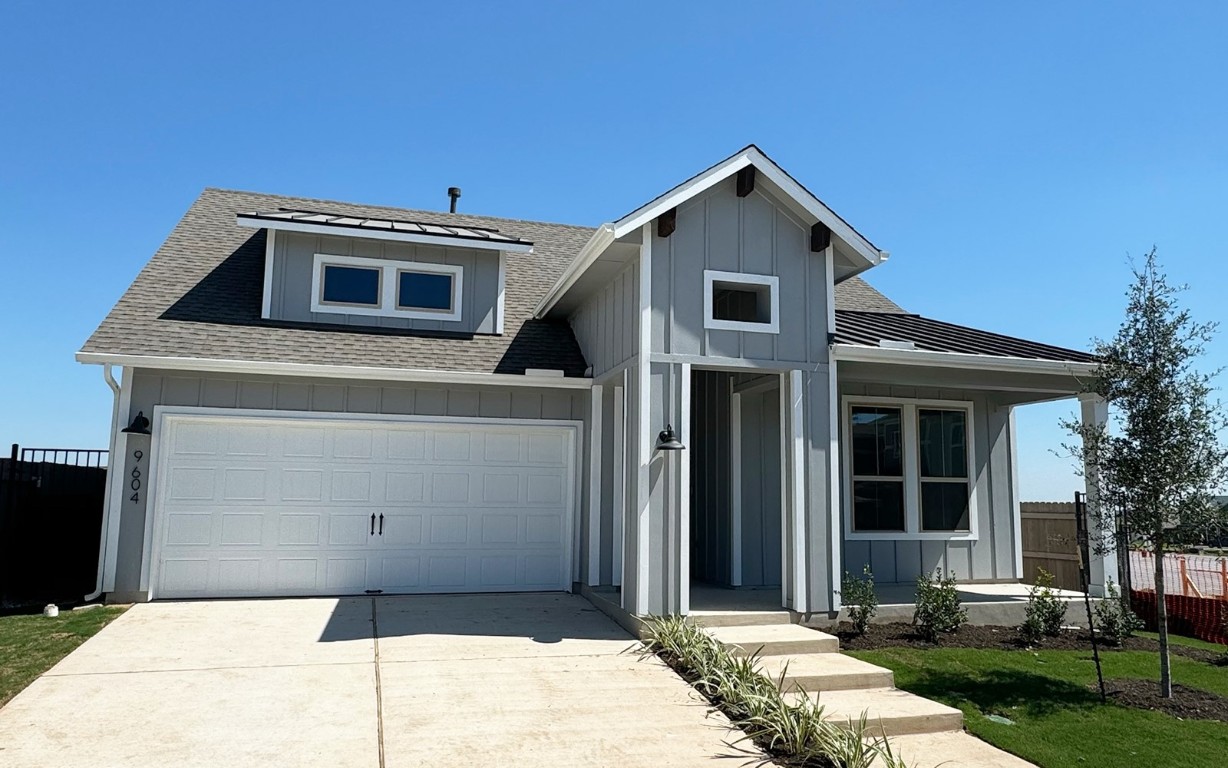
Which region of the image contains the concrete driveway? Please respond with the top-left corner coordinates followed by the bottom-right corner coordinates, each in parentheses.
top-left (0, 594), bottom-right (754, 767)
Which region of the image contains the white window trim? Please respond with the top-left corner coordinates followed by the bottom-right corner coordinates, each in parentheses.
top-left (841, 395), bottom-right (979, 541)
top-left (309, 253), bottom-right (464, 322)
top-left (702, 269), bottom-right (780, 334)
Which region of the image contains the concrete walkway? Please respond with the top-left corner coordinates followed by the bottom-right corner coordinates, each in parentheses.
top-left (0, 594), bottom-right (758, 768)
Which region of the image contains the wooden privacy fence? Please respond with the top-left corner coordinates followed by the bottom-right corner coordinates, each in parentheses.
top-left (1020, 502), bottom-right (1081, 590)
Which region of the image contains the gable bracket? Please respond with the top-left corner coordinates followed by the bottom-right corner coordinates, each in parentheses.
top-left (736, 166), bottom-right (756, 197)
top-left (656, 207), bottom-right (677, 238)
top-left (811, 222), bottom-right (832, 252)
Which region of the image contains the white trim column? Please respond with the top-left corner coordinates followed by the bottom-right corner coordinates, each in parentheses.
top-left (787, 369), bottom-right (808, 612)
top-left (1080, 393), bottom-right (1117, 597)
top-left (587, 384), bottom-right (604, 585)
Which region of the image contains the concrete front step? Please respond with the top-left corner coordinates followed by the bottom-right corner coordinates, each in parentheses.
top-left (688, 610), bottom-right (794, 628)
top-left (758, 653), bottom-right (894, 692)
top-left (871, 731), bottom-right (1036, 767)
top-left (786, 687), bottom-right (964, 737)
top-left (708, 623), bottom-right (840, 656)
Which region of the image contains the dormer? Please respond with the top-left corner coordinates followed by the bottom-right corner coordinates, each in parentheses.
top-left (237, 208), bottom-right (533, 335)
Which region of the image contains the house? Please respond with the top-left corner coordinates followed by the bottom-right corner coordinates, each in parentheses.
top-left (78, 146), bottom-right (1115, 616)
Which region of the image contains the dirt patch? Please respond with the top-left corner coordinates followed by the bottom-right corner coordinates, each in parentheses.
top-left (836, 622), bottom-right (1225, 663)
top-left (1104, 679), bottom-right (1228, 723)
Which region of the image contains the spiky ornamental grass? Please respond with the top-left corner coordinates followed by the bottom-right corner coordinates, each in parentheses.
top-left (638, 616), bottom-right (918, 768)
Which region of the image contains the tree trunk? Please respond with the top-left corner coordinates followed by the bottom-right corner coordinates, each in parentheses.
top-left (1154, 546), bottom-right (1173, 698)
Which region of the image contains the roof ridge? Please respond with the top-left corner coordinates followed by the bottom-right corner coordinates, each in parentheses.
top-left (203, 186), bottom-right (599, 232)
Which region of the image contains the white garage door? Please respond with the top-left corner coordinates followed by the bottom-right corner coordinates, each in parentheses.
top-left (150, 412), bottom-right (577, 599)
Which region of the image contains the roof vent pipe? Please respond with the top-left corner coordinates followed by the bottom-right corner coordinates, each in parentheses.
top-left (447, 187), bottom-right (462, 213)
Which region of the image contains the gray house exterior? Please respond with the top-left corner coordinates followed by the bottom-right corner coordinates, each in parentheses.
top-left (79, 146), bottom-right (1113, 616)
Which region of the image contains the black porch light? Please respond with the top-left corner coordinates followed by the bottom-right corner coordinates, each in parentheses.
top-left (122, 411), bottom-right (152, 435)
top-left (654, 424), bottom-right (685, 452)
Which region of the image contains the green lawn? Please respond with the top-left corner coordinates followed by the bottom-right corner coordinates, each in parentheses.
top-left (848, 639), bottom-right (1228, 768)
top-left (0, 606), bottom-right (126, 707)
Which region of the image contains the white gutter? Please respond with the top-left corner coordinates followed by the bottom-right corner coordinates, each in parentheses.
top-left (75, 352), bottom-right (593, 390)
top-left (84, 364), bottom-right (120, 602)
top-left (831, 343), bottom-right (1099, 377)
top-left (533, 224), bottom-right (615, 318)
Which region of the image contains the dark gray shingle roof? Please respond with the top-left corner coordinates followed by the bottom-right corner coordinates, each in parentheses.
top-left (834, 310), bottom-right (1095, 363)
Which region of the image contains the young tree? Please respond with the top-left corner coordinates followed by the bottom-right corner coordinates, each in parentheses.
top-left (1065, 248), bottom-right (1228, 699)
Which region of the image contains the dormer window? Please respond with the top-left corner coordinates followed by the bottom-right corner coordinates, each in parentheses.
top-left (397, 268), bottom-right (458, 314)
top-left (311, 254), bottom-right (463, 322)
top-left (320, 265), bottom-right (381, 307)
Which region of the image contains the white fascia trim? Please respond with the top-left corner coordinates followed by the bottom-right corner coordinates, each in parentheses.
top-left (75, 352), bottom-right (593, 389)
top-left (612, 147), bottom-right (882, 265)
top-left (533, 224), bottom-right (616, 318)
top-left (237, 215), bottom-right (533, 254)
top-left (831, 343), bottom-right (1098, 378)
top-left (535, 148), bottom-right (887, 319)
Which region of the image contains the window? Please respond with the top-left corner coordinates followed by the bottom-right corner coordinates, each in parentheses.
top-left (397, 269), bottom-right (455, 312)
top-left (918, 409), bottom-right (971, 532)
top-left (850, 406), bottom-right (906, 532)
top-left (309, 254), bottom-right (463, 321)
top-left (843, 398), bottom-right (976, 539)
top-left (703, 270), bottom-right (779, 333)
top-left (320, 265), bottom-right (381, 307)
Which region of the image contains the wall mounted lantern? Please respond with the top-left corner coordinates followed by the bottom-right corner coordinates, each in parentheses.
top-left (121, 411), bottom-right (152, 435)
top-left (654, 424), bottom-right (685, 452)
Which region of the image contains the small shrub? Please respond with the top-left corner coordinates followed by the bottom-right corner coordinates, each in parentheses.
top-left (1093, 579), bottom-right (1143, 646)
top-left (1020, 568), bottom-right (1068, 644)
top-left (913, 570), bottom-right (967, 642)
top-left (639, 616), bottom-right (917, 768)
top-left (841, 565), bottom-right (879, 635)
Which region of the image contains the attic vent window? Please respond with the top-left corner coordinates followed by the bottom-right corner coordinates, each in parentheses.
top-left (703, 270), bottom-right (780, 334)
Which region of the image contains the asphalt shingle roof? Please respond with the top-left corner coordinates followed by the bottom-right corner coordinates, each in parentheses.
top-left (81, 188), bottom-right (594, 376)
top-left (88, 187), bottom-right (1073, 376)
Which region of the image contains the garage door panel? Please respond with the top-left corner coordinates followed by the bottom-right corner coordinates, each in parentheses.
top-left (154, 415), bottom-right (574, 599)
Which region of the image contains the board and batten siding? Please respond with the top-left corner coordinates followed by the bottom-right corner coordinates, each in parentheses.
top-left (269, 231), bottom-right (503, 334)
top-left (569, 260), bottom-right (639, 378)
top-left (838, 381), bottom-right (1021, 584)
top-left (109, 369), bottom-right (590, 597)
top-left (649, 178), bottom-right (830, 364)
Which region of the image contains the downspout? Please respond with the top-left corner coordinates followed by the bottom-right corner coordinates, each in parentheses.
top-left (84, 363), bottom-right (121, 602)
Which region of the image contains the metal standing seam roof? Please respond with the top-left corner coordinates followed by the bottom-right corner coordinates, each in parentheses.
top-left (834, 310), bottom-right (1096, 363)
top-left (239, 208), bottom-right (533, 246)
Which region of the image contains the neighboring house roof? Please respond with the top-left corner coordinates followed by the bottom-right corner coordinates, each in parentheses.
top-left (834, 310), bottom-right (1096, 363)
top-left (80, 188), bottom-right (594, 376)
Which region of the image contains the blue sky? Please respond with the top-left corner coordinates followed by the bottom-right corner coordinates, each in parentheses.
top-left (2, 2), bottom-right (1225, 499)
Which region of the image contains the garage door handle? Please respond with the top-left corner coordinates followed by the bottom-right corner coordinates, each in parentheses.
top-left (378, 513), bottom-right (384, 535)
top-left (370, 513), bottom-right (375, 536)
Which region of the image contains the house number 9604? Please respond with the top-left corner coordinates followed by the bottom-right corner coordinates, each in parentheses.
top-left (130, 449), bottom-right (144, 503)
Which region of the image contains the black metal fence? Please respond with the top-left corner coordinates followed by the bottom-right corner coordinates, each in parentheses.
top-left (1, 443), bottom-right (108, 609)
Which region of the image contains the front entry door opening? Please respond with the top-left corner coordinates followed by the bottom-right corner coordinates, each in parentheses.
top-left (688, 369), bottom-right (783, 610)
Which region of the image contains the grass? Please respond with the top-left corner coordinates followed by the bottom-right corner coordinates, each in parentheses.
top-left (0, 606), bottom-right (126, 707)
top-left (847, 642), bottom-right (1228, 768)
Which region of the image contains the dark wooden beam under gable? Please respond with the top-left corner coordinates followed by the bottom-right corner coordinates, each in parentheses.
top-left (810, 222), bottom-right (832, 252)
top-left (656, 207), bottom-right (677, 238)
top-left (735, 165), bottom-right (756, 197)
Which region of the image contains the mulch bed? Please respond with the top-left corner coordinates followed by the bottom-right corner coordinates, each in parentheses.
top-left (1103, 679), bottom-right (1228, 724)
top-left (835, 622), bottom-right (1225, 664)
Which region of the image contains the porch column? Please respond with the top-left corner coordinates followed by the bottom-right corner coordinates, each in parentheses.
top-left (1079, 393), bottom-right (1118, 597)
